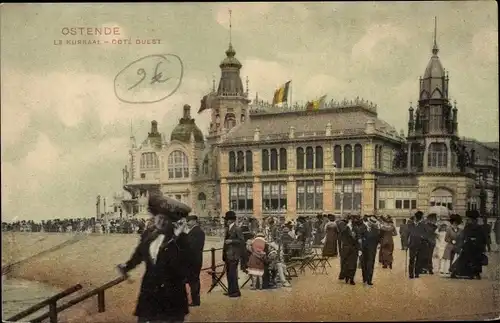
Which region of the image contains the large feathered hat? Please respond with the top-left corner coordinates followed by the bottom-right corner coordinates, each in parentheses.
top-left (148, 193), bottom-right (191, 221)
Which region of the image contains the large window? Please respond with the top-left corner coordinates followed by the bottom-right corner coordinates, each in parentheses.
top-left (334, 179), bottom-right (362, 211)
top-left (168, 150), bottom-right (189, 179)
top-left (229, 183), bottom-right (253, 212)
top-left (429, 188), bottom-right (453, 210)
top-left (334, 145), bottom-right (342, 168)
top-left (279, 148), bottom-right (287, 170)
top-left (245, 150), bottom-right (253, 172)
top-left (427, 143), bottom-right (448, 168)
top-left (315, 146), bottom-right (323, 169)
top-left (430, 106), bottom-right (442, 132)
top-left (306, 147), bottom-right (314, 169)
top-left (229, 152), bottom-right (236, 173)
top-left (262, 182), bottom-right (287, 212)
top-left (344, 145), bottom-right (353, 168)
top-left (202, 156), bottom-right (209, 175)
top-left (262, 149), bottom-right (270, 171)
top-left (140, 152), bottom-right (159, 169)
top-left (296, 148), bottom-right (304, 170)
top-left (354, 144), bottom-right (363, 168)
top-left (378, 191), bottom-right (418, 210)
top-left (198, 192), bottom-right (207, 211)
top-left (296, 180), bottom-right (323, 212)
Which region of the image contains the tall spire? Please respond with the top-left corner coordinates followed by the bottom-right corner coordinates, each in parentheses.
top-left (229, 9), bottom-right (232, 45)
top-left (432, 16), bottom-right (439, 56)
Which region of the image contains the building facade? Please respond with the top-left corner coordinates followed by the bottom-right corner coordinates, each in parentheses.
top-left (117, 31), bottom-right (499, 222)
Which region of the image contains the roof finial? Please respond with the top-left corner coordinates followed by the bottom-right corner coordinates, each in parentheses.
top-left (130, 120), bottom-right (133, 138)
top-left (246, 76), bottom-right (249, 94)
top-left (212, 74), bottom-right (216, 92)
top-left (432, 16), bottom-right (439, 56)
top-left (229, 9), bottom-right (232, 46)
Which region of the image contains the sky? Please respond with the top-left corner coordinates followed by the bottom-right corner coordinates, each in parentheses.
top-left (1, 2), bottom-right (498, 221)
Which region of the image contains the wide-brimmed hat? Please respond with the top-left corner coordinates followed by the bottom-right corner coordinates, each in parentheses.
top-left (256, 232), bottom-right (265, 238)
top-left (148, 194), bottom-right (191, 221)
top-left (224, 211), bottom-right (237, 221)
top-left (449, 213), bottom-right (462, 225)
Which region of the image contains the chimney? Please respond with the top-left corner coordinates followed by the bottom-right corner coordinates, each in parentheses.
top-left (254, 127), bottom-right (260, 141)
top-left (326, 122), bottom-right (332, 136)
top-left (151, 120), bottom-right (158, 134)
top-left (183, 104), bottom-right (191, 119)
top-left (365, 119), bottom-right (375, 134)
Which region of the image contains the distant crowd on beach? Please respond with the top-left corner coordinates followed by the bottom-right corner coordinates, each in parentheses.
top-left (1, 217), bottom-right (224, 236)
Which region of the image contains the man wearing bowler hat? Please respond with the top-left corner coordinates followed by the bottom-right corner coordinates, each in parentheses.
top-left (117, 193), bottom-right (193, 323)
top-left (185, 215), bottom-right (205, 307)
top-left (222, 210), bottom-right (245, 297)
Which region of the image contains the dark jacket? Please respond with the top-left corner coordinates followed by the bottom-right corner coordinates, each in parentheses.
top-left (223, 223), bottom-right (245, 262)
top-left (408, 220), bottom-right (425, 248)
top-left (124, 229), bottom-right (191, 320)
top-left (187, 225), bottom-right (205, 272)
top-left (360, 223), bottom-right (380, 252)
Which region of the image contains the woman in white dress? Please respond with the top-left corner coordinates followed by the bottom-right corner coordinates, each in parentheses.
top-left (439, 214), bottom-right (462, 275)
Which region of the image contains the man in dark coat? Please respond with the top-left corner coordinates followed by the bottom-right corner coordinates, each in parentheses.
top-left (361, 215), bottom-right (381, 285)
top-left (185, 215), bottom-right (205, 307)
top-left (222, 211), bottom-right (245, 297)
top-left (420, 213), bottom-right (438, 275)
top-left (118, 194), bottom-right (192, 323)
top-left (399, 219), bottom-right (409, 250)
top-left (407, 211), bottom-right (425, 279)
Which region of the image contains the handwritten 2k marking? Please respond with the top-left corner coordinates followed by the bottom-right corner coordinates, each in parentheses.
top-left (114, 54), bottom-right (183, 104)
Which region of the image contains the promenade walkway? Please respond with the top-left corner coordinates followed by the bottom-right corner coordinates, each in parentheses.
top-left (6, 233), bottom-right (500, 322)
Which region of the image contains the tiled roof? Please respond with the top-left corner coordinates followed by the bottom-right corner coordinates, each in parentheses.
top-left (223, 106), bottom-right (401, 143)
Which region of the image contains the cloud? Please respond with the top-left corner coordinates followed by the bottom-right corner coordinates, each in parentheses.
top-left (215, 3), bottom-right (274, 29)
top-left (351, 23), bottom-right (408, 63)
top-left (472, 29), bottom-right (498, 63)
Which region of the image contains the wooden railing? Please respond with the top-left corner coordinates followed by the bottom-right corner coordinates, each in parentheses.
top-left (5, 284), bottom-right (82, 323)
top-left (7, 246), bottom-right (224, 323)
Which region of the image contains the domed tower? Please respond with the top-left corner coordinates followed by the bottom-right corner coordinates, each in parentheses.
top-left (143, 120), bottom-right (162, 149)
top-left (207, 12), bottom-right (251, 142)
top-left (170, 104), bottom-right (204, 144)
top-left (406, 17), bottom-right (459, 174)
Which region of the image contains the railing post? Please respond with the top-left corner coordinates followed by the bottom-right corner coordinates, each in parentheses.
top-left (97, 290), bottom-right (106, 313)
top-left (210, 247), bottom-right (216, 287)
top-left (49, 302), bottom-right (57, 323)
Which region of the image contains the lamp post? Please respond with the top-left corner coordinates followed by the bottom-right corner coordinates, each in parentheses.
top-left (333, 161), bottom-right (344, 217)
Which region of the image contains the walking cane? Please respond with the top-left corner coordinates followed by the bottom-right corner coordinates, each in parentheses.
top-left (404, 248), bottom-right (408, 276)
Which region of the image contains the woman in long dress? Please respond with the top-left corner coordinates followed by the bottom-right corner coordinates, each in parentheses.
top-left (439, 214), bottom-right (462, 275)
top-left (379, 216), bottom-right (397, 269)
top-left (322, 214), bottom-right (338, 257)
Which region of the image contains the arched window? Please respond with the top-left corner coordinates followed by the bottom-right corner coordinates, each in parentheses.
top-left (140, 152), bottom-right (159, 169)
top-left (334, 145), bottom-right (342, 168)
top-left (236, 151), bottom-right (245, 172)
top-left (374, 145), bottom-right (379, 168)
top-left (430, 188), bottom-right (453, 210)
top-left (229, 151), bottom-right (236, 173)
top-left (315, 146), bottom-right (323, 169)
top-left (344, 145), bottom-right (353, 168)
top-left (270, 149), bottom-right (278, 171)
top-left (354, 144), bottom-right (363, 168)
top-left (198, 192), bottom-right (207, 211)
top-left (262, 149), bottom-right (270, 171)
top-left (427, 143), bottom-right (448, 168)
top-left (279, 148), bottom-right (287, 170)
top-left (306, 147), bottom-right (314, 169)
top-left (245, 150), bottom-right (253, 172)
top-left (296, 147), bottom-right (304, 170)
top-left (202, 156), bottom-right (209, 175)
top-left (168, 150), bottom-right (189, 179)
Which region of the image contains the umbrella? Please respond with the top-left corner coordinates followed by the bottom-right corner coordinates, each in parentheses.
top-left (428, 205), bottom-right (451, 221)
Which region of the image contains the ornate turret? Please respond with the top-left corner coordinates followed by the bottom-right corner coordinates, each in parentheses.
top-left (408, 102), bottom-right (414, 135)
top-left (170, 105), bottom-right (204, 143)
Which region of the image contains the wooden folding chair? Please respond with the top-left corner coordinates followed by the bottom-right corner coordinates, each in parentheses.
top-left (206, 264), bottom-right (228, 293)
top-left (240, 274), bottom-right (252, 289)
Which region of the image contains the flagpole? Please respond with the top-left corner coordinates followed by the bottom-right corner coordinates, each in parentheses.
top-left (289, 80), bottom-right (292, 110)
